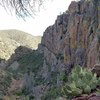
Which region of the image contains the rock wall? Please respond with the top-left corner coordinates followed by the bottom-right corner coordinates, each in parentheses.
top-left (38, 0), bottom-right (100, 75)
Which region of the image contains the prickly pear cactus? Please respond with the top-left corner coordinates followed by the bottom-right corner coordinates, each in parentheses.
top-left (62, 65), bottom-right (100, 99)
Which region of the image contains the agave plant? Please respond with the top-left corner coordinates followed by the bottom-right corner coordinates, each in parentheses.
top-left (62, 65), bottom-right (100, 99)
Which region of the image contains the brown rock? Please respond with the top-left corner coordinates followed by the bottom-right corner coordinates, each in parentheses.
top-left (72, 96), bottom-right (88, 100)
top-left (88, 96), bottom-right (100, 100)
top-left (91, 64), bottom-right (100, 76)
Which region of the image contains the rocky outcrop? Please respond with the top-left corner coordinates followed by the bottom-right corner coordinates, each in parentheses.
top-left (72, 93), bottom-right (100, 100)
top-left (91, 64), bottom-right (100, 76)
top-left (36, 2), bottom-right (100, 99)
top-left (38, 0), bottom-right (100, 76)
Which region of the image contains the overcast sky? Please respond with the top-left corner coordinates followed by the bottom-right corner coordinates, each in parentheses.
top-left (0, 0), bottom-right (73, 36)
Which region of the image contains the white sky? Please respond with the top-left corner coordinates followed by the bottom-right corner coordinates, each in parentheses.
top-left (0, 0), bottom-right (73, 36)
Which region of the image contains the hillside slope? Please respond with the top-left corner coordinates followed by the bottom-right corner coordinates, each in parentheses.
top-left (0, 29), bottom-right (41, 60)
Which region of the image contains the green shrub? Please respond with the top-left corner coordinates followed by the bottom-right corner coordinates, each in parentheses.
top-left (0, 70), bottom-right (12, 96)
top-left (18, 52), bottom-right (44, 74)
top-left (62, 65), bottom-right (100, 99)
top-left (41, 87), bottom-right (61, 100)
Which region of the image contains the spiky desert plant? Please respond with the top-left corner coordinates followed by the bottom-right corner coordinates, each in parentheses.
top-left (62, 65), bottom-right (100, 99)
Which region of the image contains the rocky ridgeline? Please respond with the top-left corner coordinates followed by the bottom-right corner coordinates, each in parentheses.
top-left (38, 0), bottom-right (100, 74)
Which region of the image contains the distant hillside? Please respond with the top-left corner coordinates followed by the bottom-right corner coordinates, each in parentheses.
top-left (0, 29), bottom-right (41, 60)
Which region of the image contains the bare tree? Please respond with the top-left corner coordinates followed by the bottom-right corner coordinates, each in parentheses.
top-left (0, 0), bottom-right (45, 17)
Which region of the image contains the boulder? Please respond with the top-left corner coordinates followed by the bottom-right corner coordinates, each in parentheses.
top-left (91, 64), bottom-right (100, 77)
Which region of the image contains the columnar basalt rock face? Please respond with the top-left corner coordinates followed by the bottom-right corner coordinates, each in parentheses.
top-left (39, 0), bottom-right (100, 74)
top-left (35, 0), bottom-right (100, 99)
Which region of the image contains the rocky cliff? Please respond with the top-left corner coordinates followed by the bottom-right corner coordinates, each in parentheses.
top-left (36, 0), bottom-right (100, 99)
top-left (38, 0), bottom-right (100, 73)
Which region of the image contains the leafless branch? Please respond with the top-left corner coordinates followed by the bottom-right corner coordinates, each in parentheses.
top-left (0, 0), bottom-right (45, 18)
